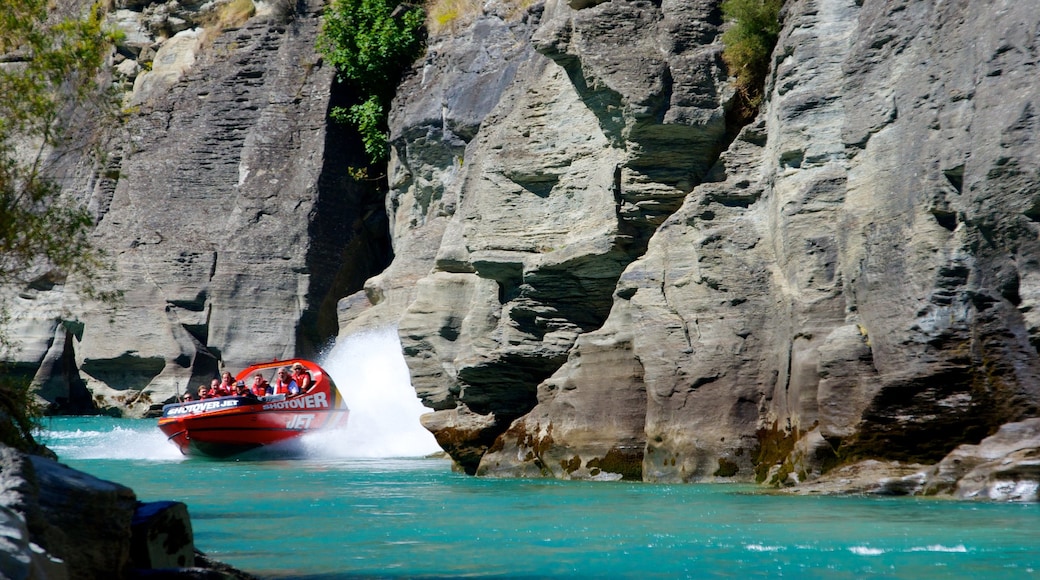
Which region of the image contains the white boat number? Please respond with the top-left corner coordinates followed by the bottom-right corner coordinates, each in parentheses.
top-left (286, 414), bottom-right (315, 430)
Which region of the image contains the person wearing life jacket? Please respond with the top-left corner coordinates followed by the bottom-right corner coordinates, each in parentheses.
top-left (210, 378), bottom-right (228, 397)
top-left (235, 380), bottom-right (258, 401)
top-left (251, 373), bottom-right (271, 397)
top-left (219, 372), bottom-right (235, 394)
top-left (197, 385), bottom-right (211, 399)
top-left (291, 362), bottom-right (313, 394)
top-left (272, 367), bottom-right (297, 395)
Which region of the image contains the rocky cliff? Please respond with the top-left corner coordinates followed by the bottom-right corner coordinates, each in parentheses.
top-left (6, 0), bottom-right (390, 416)
top-left (341, 0), bottom-right (1040, 486)
top-left (8, 0), bottom-right (1040, 493)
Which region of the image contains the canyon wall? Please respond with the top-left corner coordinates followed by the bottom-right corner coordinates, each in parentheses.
top-left (7, 0), bottom-right (389, 416)
top-left (341, 0), bottom-right (1040, 483)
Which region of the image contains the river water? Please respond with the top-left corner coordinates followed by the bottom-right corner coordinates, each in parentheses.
top-left (38, 329), bottom-right (1040, 579)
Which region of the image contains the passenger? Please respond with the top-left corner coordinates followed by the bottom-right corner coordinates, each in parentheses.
top-left (197, 385), bottom-right (210, 399)
top-left (251, 373), bottom-right (271, 397)
top-left (273, 367), bottom-right (298, 395)
top-left (182, 391), bottom-right (195, 402)
top-left (211, 378), bottom-right (229, 397)
top-left (219, 372), bottom-right (235, 393)
top-left (291, 362), bottom-right (313, 394)
top-left (236, 380), bottom-right (257, 401)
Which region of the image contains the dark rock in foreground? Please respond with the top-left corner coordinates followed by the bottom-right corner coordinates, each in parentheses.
top-left (0, 445), bottom-right (255, 579)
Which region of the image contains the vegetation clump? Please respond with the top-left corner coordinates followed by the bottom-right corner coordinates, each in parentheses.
top-left (720, 0), bottom-right (782, 118)
top-left (200, 0), bottom-right (257, 37)
top-left (426, 0), bottom-right (480, 34)
top-left (317, 0), bottom-right (425, 163)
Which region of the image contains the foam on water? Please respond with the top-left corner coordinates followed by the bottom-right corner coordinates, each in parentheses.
top-left (849, 546), bottom-right (887, 556)
top-left (303, 326), bottom-right (441, 458)
top-left (43, 423), bottom-right (184, 461)
top-left (908, 544), bottom-right (969, 553)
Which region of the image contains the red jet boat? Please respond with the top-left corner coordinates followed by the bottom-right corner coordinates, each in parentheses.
top-left (158, 359), bottom-right (349, 458)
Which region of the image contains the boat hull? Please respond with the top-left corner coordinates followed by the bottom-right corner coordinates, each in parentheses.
top-left (158, 359), bottom-right (349, 458)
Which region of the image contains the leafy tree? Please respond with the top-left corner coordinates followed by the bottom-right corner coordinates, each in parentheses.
top-left (720, 0), bottom-right (782, 118)
top-left (317, 0), bottom-right (425, 162)
top-left (0, 0), bottom-right (118, 451)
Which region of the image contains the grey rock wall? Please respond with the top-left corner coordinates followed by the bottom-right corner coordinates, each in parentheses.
top-left (341, 0), bottom-right (736, 476)
top-left (9, 0), bottom-right (389, 417)
top-left (359, 0), bottom-right (1040, 485)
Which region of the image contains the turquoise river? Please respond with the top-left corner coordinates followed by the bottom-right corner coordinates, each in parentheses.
top-left (36, 330), bottom-right (1040, 579)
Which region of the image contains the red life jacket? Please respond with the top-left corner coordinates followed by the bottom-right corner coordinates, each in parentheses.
top-left (292, 370), bottom-right (312, 392)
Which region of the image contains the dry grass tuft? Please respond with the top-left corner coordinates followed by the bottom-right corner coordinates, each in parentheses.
top-left (198, 0), bottom-right (256, 46)
top-left (426, 0), bottom-right (481, 35)
top-left (426, 0), bottom-right (538, 35)
top-left (214, 0), bottom-right (257, 29)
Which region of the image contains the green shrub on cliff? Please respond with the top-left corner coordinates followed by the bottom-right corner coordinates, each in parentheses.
top-left (720, 0), bottom-right (782, 114)
top-left (318, 0), bottom-right (425, 162)
top-left (0, 0), bottom-right (118, 450)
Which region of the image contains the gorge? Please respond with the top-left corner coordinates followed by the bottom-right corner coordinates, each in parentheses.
top-left (6, 0), bottom-right (1040, 502)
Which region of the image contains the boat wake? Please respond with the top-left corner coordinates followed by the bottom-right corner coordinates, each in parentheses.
top-left (43, 422), bottom-right (185, 461)
top-left (303, 326), bottom-right (442, 459)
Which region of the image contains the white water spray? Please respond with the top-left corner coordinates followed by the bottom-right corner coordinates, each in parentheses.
top-left (303, 326), bottom-right (442, 458)
top-left (43, 423), bottom-right (185, 461)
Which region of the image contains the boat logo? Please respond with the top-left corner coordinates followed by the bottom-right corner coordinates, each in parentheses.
top-left (164, 398), bottom-right (240, 417)
top-left (286, 414), bottom-right (315, 429)
top-left (262, 392), bottom-right (329, 411)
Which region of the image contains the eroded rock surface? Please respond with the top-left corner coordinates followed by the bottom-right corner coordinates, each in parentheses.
top-left (9, 0), bottom-right (389, 417)
top-left (923, 419), bottom-right (1040, 502)
top-left (361, 0), bottom-right (1040, 483)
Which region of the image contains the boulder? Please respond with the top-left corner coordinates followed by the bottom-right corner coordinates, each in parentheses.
top-left (130, 28), bottom-right (202, 106)
top-left (0, 446), bottom-right (137, 579)
top-left (131, 501), bottom-right (195, 570)
top-left (924, 419), bottom-right (1040, 502)
top-left (0, 505), bottom-right (66, 580)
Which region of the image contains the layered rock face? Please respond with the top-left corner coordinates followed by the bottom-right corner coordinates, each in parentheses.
top-left (11, 0), bottom-right (389, 416)
top-left (350, 0), bottom-right (1040, 483)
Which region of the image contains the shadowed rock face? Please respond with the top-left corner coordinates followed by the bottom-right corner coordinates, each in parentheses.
top-left (349, 0), bottom-right (1040, 482)
top-left (340, 0), bottom-right (734, 475)
top-left (9, 0), bottom-right (391, 416)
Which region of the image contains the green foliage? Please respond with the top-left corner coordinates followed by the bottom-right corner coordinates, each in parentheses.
top-left (720, 0), bottom-right (782, 114)
top-left (348, 95), bottom-right (389, 161)
top-left (0, 368), bottom-right (51, 456)
top-left (0, 0), bottom-right (119, 447)
top-left (317, 0), bottom-right (425, 162)
top-left (0, 0), bottom-right (118, 303)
